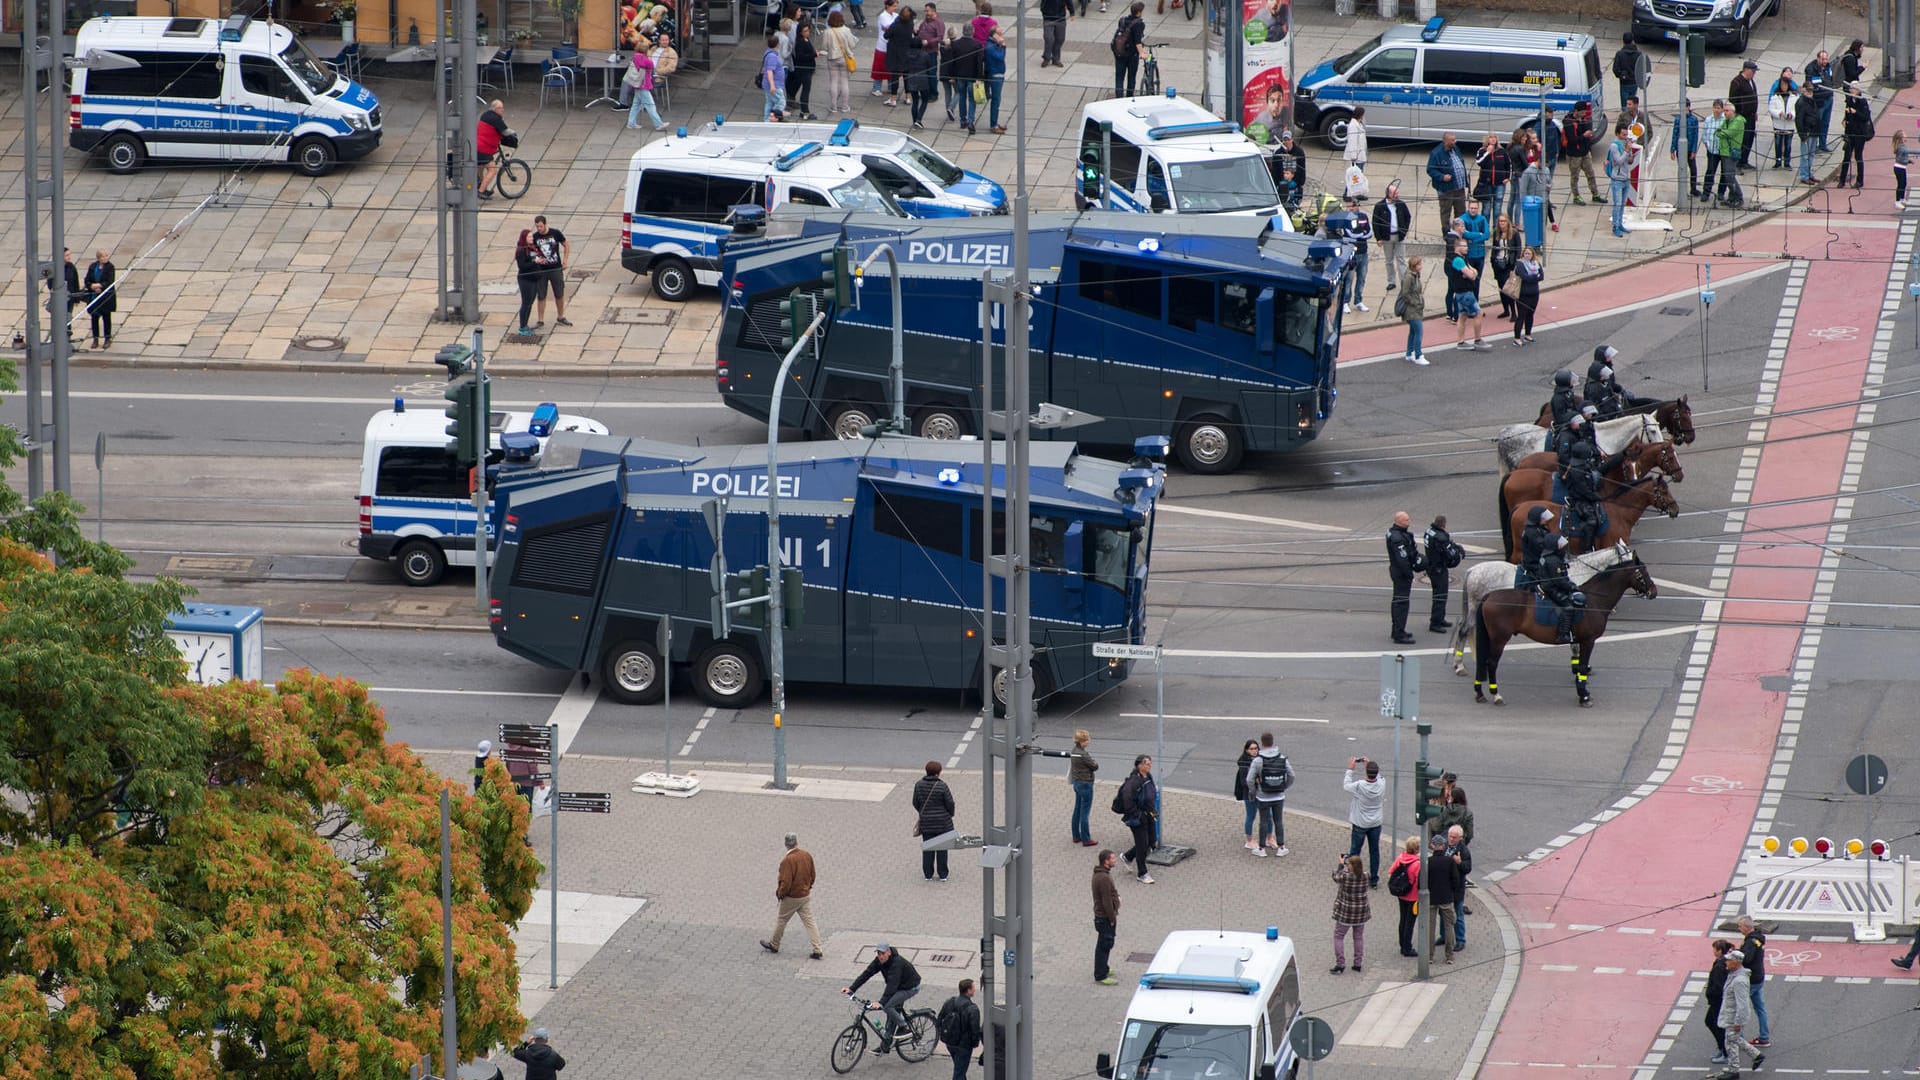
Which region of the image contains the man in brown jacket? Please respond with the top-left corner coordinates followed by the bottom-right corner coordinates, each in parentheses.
top-left (1093, 849), bottom-right (1120, 985)
top-left (762, 832), bottom-right (824, 958)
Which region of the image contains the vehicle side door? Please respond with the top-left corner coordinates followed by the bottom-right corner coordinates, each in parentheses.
top-left (493, 467), bottom-right (624, 672)
top-left (233, 54), bottom-right (309, 161)
top-left (1417, 48), bottom-right (1493, 142)
top-left (1340, 45), bottom-right (1419, 138)
top-left (152, 50), bottom-right (227, 159)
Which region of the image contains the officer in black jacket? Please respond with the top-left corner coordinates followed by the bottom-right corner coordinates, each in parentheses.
top-left (1548, 370), bottom-right (1581, 431)
top-left (1387, 510), bottom-right (1425, 645)
top-left (1423, 515), bottom-right (1459, 632)
top-left (1517, 506), bottom-right (1556, 589)
top-left (1562, 440), bottom-right (1606, 551)
top-left (1538, 535), bottom-right (1584, 643)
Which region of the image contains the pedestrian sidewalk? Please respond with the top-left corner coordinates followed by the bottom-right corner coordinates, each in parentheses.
top-left (422, 751), bottom-right (1512, 1080)
top-left (0, 4), bottom-right (1866, 376)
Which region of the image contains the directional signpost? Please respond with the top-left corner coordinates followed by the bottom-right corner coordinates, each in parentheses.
top-left (557, 792), bottom-right (612, 813)
top-left (1849, 751), bottom-right (1891, 935)
top-left (1380, 654), bottom-right (1421, 843)
top-left (1093, 642), bottom-right (1191, 865)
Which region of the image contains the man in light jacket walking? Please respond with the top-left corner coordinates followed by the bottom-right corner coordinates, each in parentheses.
top-left (1343, 757), bottom-right (1386, 887)
top-left (1712, 952), bottom-right (1765, 1078)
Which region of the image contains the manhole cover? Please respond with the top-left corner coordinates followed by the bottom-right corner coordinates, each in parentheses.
top-left (165, 555), bottom-right (256, 575)
top-left (1126, 952), bottom-right (1156, 964)
top-left (1659, 306), bottom-right (1694, 317)
top-left (606, 308), bottom-right (676, 327)
top-left (294, 335), bottom-right (345, 351)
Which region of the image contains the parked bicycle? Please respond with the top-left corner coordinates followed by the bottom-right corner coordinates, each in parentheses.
top-left (830, 992), bottom-right (939, 1073)
top-left (1141, 43), bottom-right (1169, 98)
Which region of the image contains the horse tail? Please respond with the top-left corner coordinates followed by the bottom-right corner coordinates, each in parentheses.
top-left (1497, 482), bottom-right (1514, 561)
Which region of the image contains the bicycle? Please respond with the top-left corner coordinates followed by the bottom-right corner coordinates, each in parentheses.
top-left (481, 137), bottom-right (532, 201)
top-left (830, 992), bottom-right (939, 1073)
top-left (1140, 43), bottom-right (1168, 98)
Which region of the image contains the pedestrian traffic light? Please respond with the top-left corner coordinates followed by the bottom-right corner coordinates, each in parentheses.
top-left (435, 342), bottom-right (475, 375)
top-left (819, 246), bottom-right (852, 307)
top-left (1079, 146), bottom-right (1103, 202)
top-left (1415, 760), bottom-right (1447, 824)
top-left (776, 292), bottom-right (814, 352)
top-left (1685, 33), bottom-right (1707, 88)
top-left (444, 373), bottom-right (480, 466)
top-left (779, 566), bottom-right (805, 629)
top-left (728, 566), bottom-right (771, 628)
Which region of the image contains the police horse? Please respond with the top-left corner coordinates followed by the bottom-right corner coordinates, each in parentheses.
top-left (1494, 412), bottom-right (1664, 478)
top-left (1497, 438), bottom-right (1684, 560)
top-left (1505, 467), bottom-right (1679, 561)
top-left (1532, 395), bottom-right (1696, 446)
top-left (1470, 543), bottom-right (1659, 707)
top-left (1450, 541), bottom-right (1643, 675)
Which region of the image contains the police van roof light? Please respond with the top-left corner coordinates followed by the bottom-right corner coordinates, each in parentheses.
top-left (713, 114), bottom-right (724, 126)
top-left (1145, 120), bottom-right (1238, 140)
top-left (1138, 972), bottom-right (1260, 994)
top-left (1165, 86), bottom-right (1177, 98)
top-left (676, 125), bottom-right (689, 138)
top-left (219, 13), bottom-right (250, 40)
top-left (394, 397), bottom-right (406, 413)
top-left (500, 431), bottom-right (540, 463)
top-left (1265, 926), bottom-right (1279, 941)
top-left (775, 142), bottom-right (824, 171)
top-left (529, 402), bottom-right (560, 438)
top-left (830, 117), bottom-right (859, 146)
top-left (1420, 16), bottom-right (1445, 41)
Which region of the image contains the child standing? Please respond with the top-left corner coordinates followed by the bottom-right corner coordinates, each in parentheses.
top-left (1895, 129), bottom-right (1912, 209)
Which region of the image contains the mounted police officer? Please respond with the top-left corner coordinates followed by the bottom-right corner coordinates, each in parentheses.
top-left (1386, 510), bottom-right (1426, 645)
top-left (1552, 410), bottom-right (1601, 502)
top-left (1538, 534), bottom-right (1585, 644)
top-left (1562, 439), bottom-right (1609, 551)
top-left (1423, 514), bottom-right (1462, 633)
top-left (1516, 506), bottom-right (1556, 590)
top-left (1549, 369), bottom-right (1582, 432)
top-left (1585, 344), bottom-right (1656, 420)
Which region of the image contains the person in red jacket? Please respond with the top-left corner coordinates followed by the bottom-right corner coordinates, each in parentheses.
top-left (1387, 835), bottom-right (1422, 957)
top-left (477, 100), bottom-right (507, 198)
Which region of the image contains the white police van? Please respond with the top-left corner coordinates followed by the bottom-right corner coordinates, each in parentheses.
top-left (1294, 19), bottom-right (1604, 151)
top-left (698, 118), bottom-right (1008, 217)
top-left (1076, 95), bottom-right (1296, 231)
top-left (622, 134), bottom-right (906, 302)
top-left (1097, 929), bottom-right (1304, 1080)
top-left (69, 15), bottom-right (381, 177)
top-left (358, 401), bottom-right (607, 587)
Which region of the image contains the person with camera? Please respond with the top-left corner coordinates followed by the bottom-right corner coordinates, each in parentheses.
top-left (512, 1028), bottom-right (566, 1080)
top-left (1343, 757), bottom-right (1386, 888)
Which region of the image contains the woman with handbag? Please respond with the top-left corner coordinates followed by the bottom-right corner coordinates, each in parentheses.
top-left (1235, 738), bottom-right (1260, 852)
top-left (821, 11), bottom-right (857, 114)
top-left (1511, 246), bottom-right (1544, 346)
top-left (1489, 214), bottom-right (1521, 320)
top-left (789, 21), bottom-right (818, 120)
top-left (1768, 68), bottom-right (1797, 169)
top-left (624, 38), bottom-right (664, 130)
top-left (913, 760), bottom-right (957, 881)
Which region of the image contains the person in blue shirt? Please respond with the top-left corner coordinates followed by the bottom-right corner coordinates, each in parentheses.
top-left (1425, 132), bottom-right (1469, 238)
top-left (981, 26), bottom-right (1006, 133)
top-left (1669, 99), bottom-right (1701, 199)
top-left (1459, 199), bottom-right (1489, 309)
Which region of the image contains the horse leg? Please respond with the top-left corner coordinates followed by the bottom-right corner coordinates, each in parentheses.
top-left (1485, 639), bottom-right (1506, 707)
top-left (1472, 609), bottom-right (1489, 702)
top-left (1574, 638), bottom-right (1593, 707)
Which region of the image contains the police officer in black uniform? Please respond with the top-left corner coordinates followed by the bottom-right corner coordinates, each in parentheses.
top-left (1562, 440), bottom-right (1607, 551)
top-left (1538, 534), bottom-right (1585, 644)
top-left (1517, 505), bottom-right (1556, 590)
top-left (1386, 510), bottom-right (1425, 645)
top-left (1585, 344), bottom-right (1656, 419)
top-left (1549, 369), bottom-right (1581, 432)
top-left (1423, 515), bottom-right (1461, 632)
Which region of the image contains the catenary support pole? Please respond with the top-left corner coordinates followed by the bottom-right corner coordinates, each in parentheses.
top-left (549, 721), bottom-right (559, 990)
top-left (977, 268), bottom-right (998, 1079)
top-left (765, 309), bottom-right (828, 792)
top-left (48, 0), bottom-right (70, 495)
top-left (471, 328), bottom-right (487, 613)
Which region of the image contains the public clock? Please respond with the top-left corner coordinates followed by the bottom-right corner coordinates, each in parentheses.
top-left (164, 605), bottom-right (266, 686)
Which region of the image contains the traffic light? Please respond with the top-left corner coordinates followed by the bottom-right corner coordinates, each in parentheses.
top-left (776, 292), bottom-right (814, 352)
top-left (820, 246), bottom-right (852, 307)
top-left (1414, 761), bottom-right (1447, 824)
top-left (1684, 33), bottom-right (1706, 88)
top-left (1079, 146), bottom-right (1103, 202)
top-left (727, 566), bottom-right (771, 628)
top-left (435, 342), bottom-right (475, 375)
top-left (779, 566), bottom-right (805, 629)
top-left (444, 374), bottom-right (479, 466)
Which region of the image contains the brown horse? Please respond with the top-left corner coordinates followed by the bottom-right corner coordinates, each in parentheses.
top-left (1474, 543), bottom-right (1658, 706)
top-left (1505, 469), bottom-right (1678, 563)
top-left (1532, 396), bottom-right (1696, 445)
top-left (1498, 439), bottom-right (1685, 559)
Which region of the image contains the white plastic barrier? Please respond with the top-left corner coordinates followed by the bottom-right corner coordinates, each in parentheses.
top-left (1737, 850), bottom-right (1910, 941)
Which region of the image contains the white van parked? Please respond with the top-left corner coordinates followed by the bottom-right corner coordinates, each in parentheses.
top-left (69, 15), bottom-right (381, 176)
top-left (622, 134), bottom-right (906, 301)
top-left (358, 401), bottom-right (607, 587)
top-left (1076, 95), bottom-right (1295, 231)
top-left (697, 118), bottom-right (1008, 217)
top-left (1098, 928), bottom-right (1305, 1080)
top-left (1293, 19), bottom-right (1605, 152)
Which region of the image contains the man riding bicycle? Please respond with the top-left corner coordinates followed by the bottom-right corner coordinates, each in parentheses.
top-left (843, 943), bottom-right (922, 1055)
top-left (478, 100), bottom-right (508, 198)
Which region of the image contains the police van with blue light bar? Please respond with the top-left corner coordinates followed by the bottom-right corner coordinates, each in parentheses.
top-left (1098, 929), bottom-right (1305, 1080)
top-left (697, 117), bottom-right (1008, 217)
top-left (1076, 94), bottom-right (1295, 230)
top-left (69, 14), bottom-right (382, 177)
top-left (358, 400), bottom-right (607, 587)
top-left (621, 132), bottom-right (907, 302)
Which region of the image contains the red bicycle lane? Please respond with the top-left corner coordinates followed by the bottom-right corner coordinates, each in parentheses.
top-left (1474, 226), bottom-right (1898, 1077)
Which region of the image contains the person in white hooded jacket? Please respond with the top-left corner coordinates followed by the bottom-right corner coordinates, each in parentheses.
top-left (1343, 757), bottom-right (1386, 887)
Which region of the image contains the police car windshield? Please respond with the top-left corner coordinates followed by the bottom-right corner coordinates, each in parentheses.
top-left (281, 39), bottom-right (337, 95)
top-left (1331, 33), bottom-right (1385, 75)
top-left (898, 142), bottom-right (965, 186)
top-left (831, 173), bottom-right (907, 216)
top-left (1169, 156), bottom-right (1279, 213)
top-left (1115, 1021), bottom-right (1250, 1080)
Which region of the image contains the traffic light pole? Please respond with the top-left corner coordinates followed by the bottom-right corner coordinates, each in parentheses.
top-left (1675, 31), bottom-right (1690, 214)
top-left (470, 328), bottom-right (488, 613)
top-left (853, 245), bottom-right (907, 433)
top-left (764, 308), bottom-right (828, 792)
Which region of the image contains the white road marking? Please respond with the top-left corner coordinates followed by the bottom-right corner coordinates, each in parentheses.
top-left (1118, 712), bottom-right (1328, 724)
top-left (1154, 503), bottom-right (1346, 533)
top-left (947, 713), bottom-right (984, 770)
top-left (1651, 577), bottom-right (1722, 598)
top-left (543, 679), bottom-right (598, 756)
top-left (679, 770), bottom-right (895, 801)
top-left (679, 706), bottom-right (717, 758)
top-left (71, 390), bottom-right (727, 409)
top-left (1162, 622), bottom-right (1701, 661)
top-left (1340, 981), bottom-right (1447, 1048)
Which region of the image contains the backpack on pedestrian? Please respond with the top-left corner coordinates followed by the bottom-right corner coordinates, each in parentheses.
top-left (1109, 17), bottom-right (1131, 58)
top-left (1386, 859), bottom-right (1412, 896)
top-left (936, 996), bottom-right (970, 1045)
top-left (1256, 753), bottom-right (1292, 796)
top-left (1111, 779), bottom-right (1131, 816)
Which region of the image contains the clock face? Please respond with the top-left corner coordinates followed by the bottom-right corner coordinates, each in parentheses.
top-left (167, 631), bottom-right (235, 686)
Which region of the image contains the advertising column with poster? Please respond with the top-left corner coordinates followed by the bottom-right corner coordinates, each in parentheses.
top-left (1203, 0), bottom-right (1292, 139)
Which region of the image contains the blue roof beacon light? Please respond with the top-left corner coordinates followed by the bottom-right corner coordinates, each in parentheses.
top-left (830, 117), bottom-right (859, 146)
top-left (219, 13), bottom-right (249, 40)
top-left (774, 142), bottom-right (824, 171)
top-left (500, 432), bottom-right (540, 463)
top-left (1420, 16), bottom-right (1446, 41)
top-left (1165, 86), bottom-right (1177, 98)
top-left (676, 125), bottom-right (688, 138)
top-left (529, 402), bottom-right (560, 437)
top-left (1266, 926), bottom-right (1280, 941)
top-left (713, 114), bottom-right (725, 127)
top-left (394, 396), bottom-right (406, 413)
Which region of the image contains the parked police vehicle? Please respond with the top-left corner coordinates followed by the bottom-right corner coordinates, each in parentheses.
top-left (1098, 929), bottom-right (1305, 1080)
top-left (1076, 94), bottom-right (1295, 229)
top-left (69, 15), bottom-right (381, 176)
top-left (699, 118), bottom-right (1008, 217)
top-left (487, 433), bottom-right (1165, 710)
top-left (1294, 19), bottom-right (1605, 151)
top-left (622, 134), bottom-right (905, 302)
top-left (1632, 0), bottom-right (1779, 51)
top-left (358, 401), bottom-right (607, 587)
top-left (718, 209), bottom-right (1349, 473)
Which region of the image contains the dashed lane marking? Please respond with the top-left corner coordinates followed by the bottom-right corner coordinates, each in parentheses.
top-left (678, 706), bottom-right (717, 758)
top-left (946, 712), bottom-right (984, 770)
